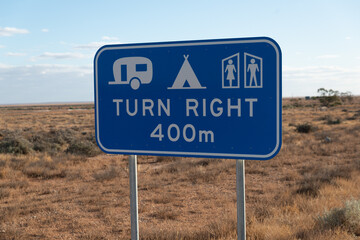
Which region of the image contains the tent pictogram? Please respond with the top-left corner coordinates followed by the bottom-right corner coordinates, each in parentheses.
top-left (168, 55), bottom-right (206, 89)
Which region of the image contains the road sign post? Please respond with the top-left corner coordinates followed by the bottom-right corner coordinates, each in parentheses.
top-left (237, 160), bottom-right (246, 240)
top-left (94, 37), bottom-right (282, 240)
top-left (129, 155), bottom-right (139, 240)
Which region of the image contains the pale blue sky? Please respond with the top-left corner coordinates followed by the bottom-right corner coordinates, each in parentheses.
top-left (0, 0), bottom-right (359, 104)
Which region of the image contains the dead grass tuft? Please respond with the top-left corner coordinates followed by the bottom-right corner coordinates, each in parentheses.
top-left (0, 188), bottom-right (10, 199)
top-left (155, 156), bottom-right (178, 163)
top-left (296, 165), bottom-right (353, 197)
top-left (0, 180), bottom-right (29, 189)
top-left (141, 217), bottom-right (236, 240)
top-left (22, 155), bottom-right (66, 179)
top-left (148, 207), bottom-right (180, 221)
top-left (92, 166), bottom-right (119, 181)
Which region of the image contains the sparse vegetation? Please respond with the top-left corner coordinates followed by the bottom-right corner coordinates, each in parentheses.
top-left (318, 199), bottom-right (360, 236)
top-left (0, 127), bottom-right (101, 157)
top-left (316, 88), bottom-right (353, 107)
top-left (296, 164), bottom-right (354, 196)
top-left (0, 99), bottom-right (359, 239)
top-left (321, 115), bottom-right (342, 125)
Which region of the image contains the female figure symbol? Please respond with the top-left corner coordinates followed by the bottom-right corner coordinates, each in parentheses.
top-left (225, 59), bottom-right (236, 87)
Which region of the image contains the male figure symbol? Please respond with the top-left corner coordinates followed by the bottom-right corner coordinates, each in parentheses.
top-left (247, 58), bottom-right (259, 87)
top-left (244, 53), bottom-right (263, 89)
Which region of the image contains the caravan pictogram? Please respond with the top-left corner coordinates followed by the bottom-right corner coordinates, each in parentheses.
top-left (168, 55), bottom-right (206, 89)
top-left (110, 57), bottom-right (153, 90)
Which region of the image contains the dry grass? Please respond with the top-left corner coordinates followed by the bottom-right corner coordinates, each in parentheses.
top-left (0, 98), bottom-right (359, 239)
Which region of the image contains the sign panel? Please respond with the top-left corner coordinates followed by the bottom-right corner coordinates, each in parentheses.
top-left (94, 37), bottom-right (282, 160)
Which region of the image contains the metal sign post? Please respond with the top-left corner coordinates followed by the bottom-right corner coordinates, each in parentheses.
top-left (129, 155), bottom-right (139, 240)
top-left (236, 160), bottom-right (246, 240)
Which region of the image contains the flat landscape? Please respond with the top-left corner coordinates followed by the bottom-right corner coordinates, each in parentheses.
top-left (0, 97), bottom-right (359, 239)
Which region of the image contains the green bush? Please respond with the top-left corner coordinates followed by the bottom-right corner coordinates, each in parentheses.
top-left (296, 123), bottom-right (313, 133)
top-left (66, 140), bottom-right (100, 157)
top-left (0, 135), bottom-right (33, 154)
top-left (318, 95), bottom-right (342, 107)
top-left (318, 199), bottom-right (360, 235)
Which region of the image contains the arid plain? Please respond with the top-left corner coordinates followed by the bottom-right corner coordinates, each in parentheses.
top-left (0, 97), bottom-right (359, 239)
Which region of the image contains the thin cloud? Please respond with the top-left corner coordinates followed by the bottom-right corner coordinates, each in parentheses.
top-left (41, 28), bottom-right (49, 33)
top-left (316, 54), bottom-right (339, 59)
top-left (75, 39), bottom-right (121, 50)
top-left (6, 52), bottom-right (27, 57)
top-left (0, 63), bottom-right (13, 69)
top-left (39, 52), bottom-right (88, 59)
top-left (102, 36), bottom-right (118, 41)
top-left (284, 65), bottom-right (360, 79)
top-left (0, 27), bottom-right (29, 37)
top-left (75, 42), bottom-right (105, 49)
top-left (0, 64), bottom-right (93, 104)
top-left (283, 65), bottom-right (360, 96)
top-left (0, 45), bottom-right (5, 48)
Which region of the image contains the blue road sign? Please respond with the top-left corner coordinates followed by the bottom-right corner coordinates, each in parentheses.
top-left (94, 37), bottom-right (282, 160)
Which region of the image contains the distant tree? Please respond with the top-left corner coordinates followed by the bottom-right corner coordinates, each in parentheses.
top-left (317, 88), bottom-right (328, 97)
top-left (340, 91), bottom-right (353, 102)
top-left (317, 88), bottom-right (341, 107)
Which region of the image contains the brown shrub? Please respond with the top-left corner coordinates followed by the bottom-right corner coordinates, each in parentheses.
top-left (296, 123), bottom-right (314, 133)
top-left (0, 188), bottom-right (10, 199)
